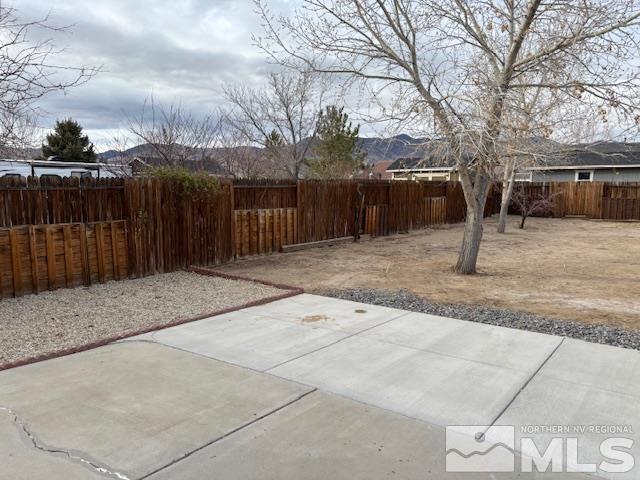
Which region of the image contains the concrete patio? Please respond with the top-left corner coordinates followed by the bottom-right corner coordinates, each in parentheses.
top-left (1, 294), bottom-right (638, 479)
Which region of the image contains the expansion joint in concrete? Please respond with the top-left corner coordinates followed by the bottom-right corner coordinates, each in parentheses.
top-left (138, 387), bottom-right (318, 480)
top-left (484, 337), bottom-right (566, 432)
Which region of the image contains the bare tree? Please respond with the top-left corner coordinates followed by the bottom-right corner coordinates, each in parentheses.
top-left (511, 184), bottom-right (556, 229)
top-left (0, 112), bottom-right (39, 157)
top-left (0, 6), bottom-right (97, 152)
top-left (495, 79), bottom-right (563, 233)
top-left (126, 96), bottom-right (223, 168)
top-left (216, 123), bottom-right (267, 179)
top-left (224, 71), bottom-right (323, 179)
top-left (256, 0), bottom-right (640, 273)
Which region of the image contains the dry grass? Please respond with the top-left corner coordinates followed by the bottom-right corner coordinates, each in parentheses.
top-left (217, 216), bottom-right (640, 330)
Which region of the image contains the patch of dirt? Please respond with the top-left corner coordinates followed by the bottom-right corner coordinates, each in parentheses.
top-left (301, 314), bottom-right (332, 323)
top-left (217, 216), bottom-right (640, 330)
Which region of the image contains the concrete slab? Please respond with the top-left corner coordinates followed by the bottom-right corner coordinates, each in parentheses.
top-left (362, 311), bottom-right (562, 371)
top-left (147, 390), bottom-right (594, 480)
top-left (497, 376), bottom-right (639, 479)
top-left (496, 340), bottom-right (640, 480)
top-left (242, 293), bottom-right (408, 333)
top-left (0, 410), bottom-right (103, 480)
top-left (0, 342), bottom-right (312, 480)
top-left (136, 310), bottom-right (349, 371)
top-left (530, 338), bottom-right (640, 396)
top-left (269, 334), bottom-right (534, 427)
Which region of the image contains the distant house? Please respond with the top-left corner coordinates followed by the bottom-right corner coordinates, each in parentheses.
top-left (386, 156), bottom-right (457, 181)
top-left (387, 142), bottom-right (640, 183)
top-left (520, 143), bottom-right (640, 183)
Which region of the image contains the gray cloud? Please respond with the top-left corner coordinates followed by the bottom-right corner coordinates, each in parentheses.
top-left (14, 0), bottom-right (293, 149)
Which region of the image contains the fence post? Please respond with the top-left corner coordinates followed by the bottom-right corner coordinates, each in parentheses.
top-left (45, 226), bottom-right (56, 290)
top-left (9, 228), bottom-right (22, 297)
top-left (79, 223), bottom-right (90, 286)
top-left (95, 223), bottom-right (106, 283)
top-left (28, 226), bottom-right (39, 294)
top-left (229, 182), bottom-right (236, 259)
top-left (63, 224), bottom-right (74, 287)
top-left (110, 222), bottom-right (120, 280)
top-left (296, 180), bottom-right (303, 244)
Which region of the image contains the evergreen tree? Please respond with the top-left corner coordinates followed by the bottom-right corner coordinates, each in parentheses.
top-left (308, 106), bottom-right (366, 179)
top-left (42, 119), bottom-right (97, 162)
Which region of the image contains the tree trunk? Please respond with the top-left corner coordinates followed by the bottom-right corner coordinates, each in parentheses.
top-left (497, 160), bottom-right (516, 233)
top-left (455, 209), bottom-right (484, 274)
top-left (455, 168), bottom-right (491, 275)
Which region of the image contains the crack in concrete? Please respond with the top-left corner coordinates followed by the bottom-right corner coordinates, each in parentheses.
top-left (0, 406), bottom-right (131, 480)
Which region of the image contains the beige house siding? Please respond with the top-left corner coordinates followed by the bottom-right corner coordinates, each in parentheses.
top-left (390, 170), bottom-right (459, 181)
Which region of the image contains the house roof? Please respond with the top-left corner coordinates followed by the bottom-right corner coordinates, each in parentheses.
top-left (540, 143), bottom-right (640, 168)
top-left (388, 141), bottom-right (640, 172)
top-left (387, 157), bottom-right (457, 171)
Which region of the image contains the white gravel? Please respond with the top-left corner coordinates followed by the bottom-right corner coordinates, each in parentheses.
top-left (0, 271), bottom-right (283, 366)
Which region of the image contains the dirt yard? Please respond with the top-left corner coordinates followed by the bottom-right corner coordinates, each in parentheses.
top-left (218, 216), bottom-right (640, 330)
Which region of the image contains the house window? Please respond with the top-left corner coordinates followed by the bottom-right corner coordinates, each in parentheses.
top-left (71, 171), bottom-right (93, 179)
top-left (575, 170), bottom-right (594, 182)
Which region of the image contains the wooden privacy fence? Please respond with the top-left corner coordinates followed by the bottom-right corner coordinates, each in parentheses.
top-left (513, 182), bottom-right (640, 220)
top-left (0, 220), bottom-right (128, 298)
top-left (364, 196), bottom-right (447, 236)
top-left (0, 176), bottom-right (125, 227)
top-left (425, 197), bottom-right (447, 225)
top-left (125, 179), bottom-right (233, 276)
top-left (555, 182), bottom-right (603, 218)
top-left (601, 183), bottom-right (640, 220)
top-left (3, 176), bottom-right (639, 299)
top-left (234, 208), bottom-right (297, 256)
top-left (297, 180), bottom-right (358, 243)
top-left (364, 205), bottom-right (389, 236)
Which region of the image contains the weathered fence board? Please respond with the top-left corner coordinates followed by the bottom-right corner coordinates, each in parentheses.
top-left (0, 220), bottom-right (128, 299)
top-left (234, 208), bottom-right (298, 257)
top-left (297, 180), bottom-right (358, 243)
top-left (2, 177), bottom-right (639, 299)
top-left (0, 176), bottom-right (125, 227)
top-left (364, 205), bottom-right (389, 236)
top-left (513, 182), bottom-right (640, 221)
top-left (124, 179), bottom-right (233, 277)
top-left (425, 197), bottom-right (447, 225)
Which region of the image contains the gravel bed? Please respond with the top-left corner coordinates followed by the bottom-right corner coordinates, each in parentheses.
top-left (321, 288), bottom-right (640, 351)
top-left (0, 271), bottom-right (283, 366)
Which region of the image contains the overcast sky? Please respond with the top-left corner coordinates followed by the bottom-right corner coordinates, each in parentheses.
top-left (18, 0), bottom-right (294, 150)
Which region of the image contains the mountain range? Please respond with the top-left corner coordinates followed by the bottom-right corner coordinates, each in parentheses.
top-left (97, 134), bottom-right (429, 165)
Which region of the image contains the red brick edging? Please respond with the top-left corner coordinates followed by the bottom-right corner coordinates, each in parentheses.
top-left (0, 267), bottom-right (303, 373)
